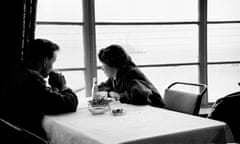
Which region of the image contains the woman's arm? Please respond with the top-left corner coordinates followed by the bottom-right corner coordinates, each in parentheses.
top-left (97, 78), bottom-right (114, 92)
top-left (120, 79), bottom-right (152, 105)
top-left (117, 68), bottom-right (164, 107)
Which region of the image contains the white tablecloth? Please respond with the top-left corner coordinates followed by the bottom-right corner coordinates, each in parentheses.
top-left (43, 104), bottom-right (234, 144)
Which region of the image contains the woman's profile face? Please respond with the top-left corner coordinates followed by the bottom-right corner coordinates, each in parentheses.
top-left (101, 63), bottom-right (116, 78)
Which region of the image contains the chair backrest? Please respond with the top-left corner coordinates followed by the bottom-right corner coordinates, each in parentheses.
top-left (0, 118), bottom-right (48, 144)
top-left (163, 82), bottom-right (207, 115)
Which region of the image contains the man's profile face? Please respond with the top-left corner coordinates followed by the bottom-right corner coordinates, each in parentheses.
top-left (41, 51), bottom-right (57, 78)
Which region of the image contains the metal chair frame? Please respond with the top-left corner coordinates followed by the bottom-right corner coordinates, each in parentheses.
top-left (164, 82), bottom-right (207, 115)
top-left (0, 118), bottom-right (48, 144)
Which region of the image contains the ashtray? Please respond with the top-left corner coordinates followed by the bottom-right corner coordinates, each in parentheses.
top-left (88, 106), bottom-right (107, 115)
top-left (111, 108), bottom-right (125, 116)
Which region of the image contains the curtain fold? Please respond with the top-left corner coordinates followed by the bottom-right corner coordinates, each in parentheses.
top-left (22, 0), bottom-right (38, 60)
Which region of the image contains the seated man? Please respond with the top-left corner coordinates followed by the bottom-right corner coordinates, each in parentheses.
top-left (208, 91), bottom-right (240, 142)
top-left (0, 39), bottom-right (78, 141)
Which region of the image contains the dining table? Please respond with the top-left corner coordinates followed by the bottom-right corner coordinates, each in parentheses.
top-left (42, 100), bottom-right (234, 144)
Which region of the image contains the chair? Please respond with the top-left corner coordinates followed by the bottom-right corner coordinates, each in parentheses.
top-left (163, 82), bottom-right (207, 115)
top-left (0, 118), bottom-right (48, 144)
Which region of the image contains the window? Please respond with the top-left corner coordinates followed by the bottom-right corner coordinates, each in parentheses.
top-left (35, 0), bottom-right (85, 97)
top-left (95, 0), bottom-right (200, 98)
top-left (36, 0), bottom-right (240, 104)
top-left (208, 0), bottom-right (240, 102)
top-left (94, 0), bottom-right (198, 22)
top-left (208, 0), bottom-right (240, 21)
top-left (36, 0), bottom-right (83, 22)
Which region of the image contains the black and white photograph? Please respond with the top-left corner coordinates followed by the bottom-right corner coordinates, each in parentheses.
top-left (1, 0), bottom-right (239, 143)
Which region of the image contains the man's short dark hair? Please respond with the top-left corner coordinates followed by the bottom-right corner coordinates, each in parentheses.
top-left (23, 38), bottom-right (59, 63)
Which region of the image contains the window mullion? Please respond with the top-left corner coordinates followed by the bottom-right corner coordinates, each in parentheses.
top-left (83, 0), bottom-right (97, 97)
top-left (199, 0), bottom-right (208, 104)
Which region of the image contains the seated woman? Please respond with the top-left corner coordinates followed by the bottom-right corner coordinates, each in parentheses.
top-left (97, 44), bottom-right (165, 108)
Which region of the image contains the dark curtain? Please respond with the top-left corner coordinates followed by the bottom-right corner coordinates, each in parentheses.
top-left (0, 0), bottom-right (37, 94)
top-left (3, 0), bottom-right (37, 68)
top-left (22, 0), bottom-right (38, 55)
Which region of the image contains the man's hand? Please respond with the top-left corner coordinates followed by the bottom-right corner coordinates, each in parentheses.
top-left (48, 71), bottom-right (67, 92)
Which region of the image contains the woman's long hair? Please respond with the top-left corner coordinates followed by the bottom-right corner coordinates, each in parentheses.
top-left (98, 44), bottom-right (136, 69)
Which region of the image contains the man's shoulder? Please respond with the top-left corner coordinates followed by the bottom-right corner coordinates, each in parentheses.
top-left (20, 68), bottom-right (46, 86)
top-left (218, 91), bottom-right (240, 103)
top-left (212, 91), bottom-right (240, 114)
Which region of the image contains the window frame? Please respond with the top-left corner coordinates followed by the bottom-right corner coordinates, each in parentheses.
top-left (35, 0), bottom-right (240, 105)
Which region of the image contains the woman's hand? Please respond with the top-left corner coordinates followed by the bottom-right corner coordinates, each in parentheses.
top-left (109, 91), bottom-right (121, 100)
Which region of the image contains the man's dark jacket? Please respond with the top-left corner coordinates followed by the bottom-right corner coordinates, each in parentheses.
top-left (0, 63), bottom-right (78, 140)
top-left (208, 91), bottom-right (240, 142)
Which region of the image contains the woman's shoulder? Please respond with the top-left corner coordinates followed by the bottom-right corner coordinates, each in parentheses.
top-left (118, 66), bottom-right (146, 80)
top-left (121, 66), bottom-right (143, 75)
